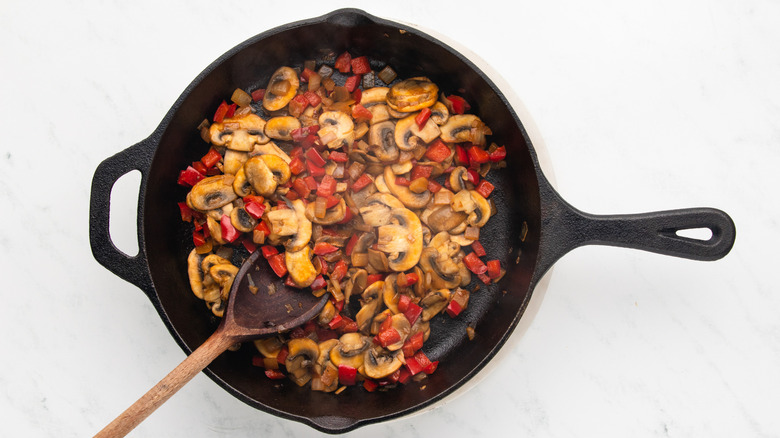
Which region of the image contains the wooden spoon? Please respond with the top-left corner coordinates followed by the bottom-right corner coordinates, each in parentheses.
top-left (95, 250), bottom-right (327, 437)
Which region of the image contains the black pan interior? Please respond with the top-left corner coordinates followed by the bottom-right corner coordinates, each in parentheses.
top-left (141, 9), bottom-right (543, 433)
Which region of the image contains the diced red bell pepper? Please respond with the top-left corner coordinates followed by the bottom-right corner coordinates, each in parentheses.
top-left (304, 90), bottom-right (322, 107)
top-left (367, 274), bottom-right (384, 285)
top-left (267, 253), bottom-right (288, 277)
top-left (244, 201), bottom-right (266, 219)
top-left (475, 180), bottom-right (495, 198)
top-left (487, 259), bottom-right (502, 279)
top-left (424, 139), bottom-right (451, 163)
top-left (397, 294), bottom-right (411, 313)
top-left (300, 67), bottom-right (315, 82)
top-left (394, 176), bottom-right (411, 187)
top-left (306, 160), bottom-right (326, 177)
top-left (489, 145), bottom-right (507, 162)
top-left (455, 144), bottom-right (470, 166)
top-left (402, 332), bottom-right (424, 358)
top-left (328, 314), bottom-right (345, 330)
top-left (352, 88), bottom-right (362, 104)
top-left (478, 273), bottom-right (492, 284)
top-left (396, 366), bottom-right (411, 384)
top-left (445, 299), bottom-right (463, 318)
top-left (251, 89), bottom-right (265, 102)
top-left (276, 345), bottom-right (289, 365)
top-left (338, 365), bottom-right (358, 386)
top-left (415, 107), bottom-right (431, 129)
top-left (345, 234), bottom-right (359, 256)
top-left (313, 241), bottom-right (339, 255)
top-left (303, 175), bottom-right (319, 192)
top-left (405, 356), bottom-right (424, 376)
top-left (288, 94), bottom-right (309, 117)
top-left (324, 195), bottom-right (341, 209)
top-left (337, 205), bottom-right (354, 224)
top-left (351, 103), bottom-right (373, 121)
top-left (467, 168), bottom-right (480, 185)
top-left (375, 327), bottom-right (401, 348)
top-left (334, 51), bottom-right (352, 73)
top-left (178, 202), bottom-right (193, 222)
top-left (291, 178), bottom-right (310, 198)
top-left (341, 317), bottom-right (358, 333)
top-left (332, 298), bottom-right (345, 313)
top-left (363, 379), bottom-right (379, 392)
top-left (467, 146), bottom-right (490, 164)
top-left (200, 148), bottom-right (222, 169)
top-left (471, 240), bottom-right (487, 257)
top-left (225, 103), bottom-right (237, 119)
top-left (220, 215), bottom-right (240, 243)
top-left (316, 174), bottom-right (337, 197)
top-left (345, 75), bottom-right (360, 93)
top-left (424, 360), bottom-right (439, 374)
top-left (403, 301), bottom-right (423, 325)
top-left (427, 179), bottom-right (443, 193)
top-left (191, 161), bottom-right (208, 176)
top-left (261, 245), bottom-right (278, 259)
top-left (397, 272), bottom-right (419, 287)
top-left (177, 166), bottom-right (205, 187)
top-left (463, 252), bottom-right (488, 275)
top-left (213, 100), bottom-right (229, 123)
top-left (410, 165), bottom-right (432, 181)
top-left (285, 275), bottom-right (303, 289)
top-left (329, 150), bottom-right (348, 163)
top-left (305, 147), bottom-right (327, 167)
top-left (264, 369), bottom-right (286, 380)
top-left (310, 275), bottom-right (327, 291)
top-left (254, 220), bottom-right (271, 237)
top-left (447, 95), bottom-right (471, 114)
top-left (351, 173), bottom-right (372, 192)
top-left (331, 260), bottom-right (348, 282)
top-left (289, 156), bottom-right (306, 175)
top-left (413, 351), bottom-right (433, 371)
top-left (192, 230), bottom-right (206, 247)
top-left (242, 238), bottom-right (257, 253)
top-left (350, 56), bottom-right (371, 75)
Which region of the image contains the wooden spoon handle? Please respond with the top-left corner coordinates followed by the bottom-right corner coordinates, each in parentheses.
top-left (94, 331), bottom-right (235, 438)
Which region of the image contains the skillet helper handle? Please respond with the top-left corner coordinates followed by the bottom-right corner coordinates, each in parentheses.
top-left (89, 135), bottom-right (156, 295)
top-left (534, 178), bottom-right (736, 284)
top-left (94, 329), bottom-right (236, 438)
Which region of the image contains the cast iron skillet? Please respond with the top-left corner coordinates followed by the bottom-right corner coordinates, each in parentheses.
top-left (89, 8), bottom-right (736, 434)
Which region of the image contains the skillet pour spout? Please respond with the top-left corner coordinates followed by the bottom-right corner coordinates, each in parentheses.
top-left (89, 7), bottom-right (736, 434)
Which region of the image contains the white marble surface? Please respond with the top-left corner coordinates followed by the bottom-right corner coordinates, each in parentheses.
top-left (2, 0), bottom-right (779, 436)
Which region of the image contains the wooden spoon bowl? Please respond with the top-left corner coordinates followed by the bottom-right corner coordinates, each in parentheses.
top-left (95, 250), bottom-right (327, 437)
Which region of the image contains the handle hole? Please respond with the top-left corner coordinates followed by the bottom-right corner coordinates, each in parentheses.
top-left (675, 227), bottom-right (713, 241)
top-left (109, 170), bottom-right (141, 257)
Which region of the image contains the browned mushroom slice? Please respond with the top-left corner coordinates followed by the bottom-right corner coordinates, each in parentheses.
top-left (376, 208), bottom-right (424, 272)
top-left (329, 333), bottom-right (371, 369)
top-left (358, 192), bottom-right (404, 227)
top-left (232, 166), bottom-right (252, 196)
top-left (362, 345), bottom-right (404, 379)
top-left (367, 104), bottom-right (391, 124)
top-left (448, 166), bottom-right (469, 193)
top-left (360, 86), bottom-right (389, 105)
top-left (383, 313), bottom-right (411, 352)
top-left (264, 116), bottom-right (301, 141)
top-left (209, 263), bottom-right (239, 301)
top-left (383, 166), bottom-right (431, 209)
top-left (187, 175), bottom-right (237, 211)
top-left (351, 233), bottom-right (376, 268)
top-left (466, 190), bottom-right (492, 228)
top-left (284, 245), bottom-right (317, 288)
top-left (394, 114), bottom-right (441, 151)
top-left (313, 339), bottom-right (340, 393)
top-left (344, 268), bottom-right (368, 305)
top-left (285, 338), bottom-right (319, 386)
top-left (420, 289), bottom-right (451, 321)
top-left (430, 101), bottom-right (450, 125)
top-left (423, 205), bottom-right (469, 234)
top-left (209, 113), bottom-right (270, 151)
top-left (243, 154), bottom-right (291, 197)
top-left (419, 247), bottom-right (462, 289)
top-left (305, 198), bottom-right (347, 225)
top-left (386, 77), bottom-right (439, 113)
top-left (355, 280), bottom-right (384, 333)
top-left (318, 111), bottom-right (355, 149)
top-left (254, 336), bottom-right (284, 359)
top-left (230, 206), bottom-right (257, 233)
top-left (367, 121), bottom-right (400, 163)
top-left (223, 149), bottom-right (249, 175)
top-left (187, 249), bottom-right (205, 299)
top-left (263, 66), bottom-right (300, 112)
top-left (439, 114), bottom-right (492, 146)
top-left (285, 199), bottom-right (312, 252)
top-left (382, 275), bottom-right (401, 314)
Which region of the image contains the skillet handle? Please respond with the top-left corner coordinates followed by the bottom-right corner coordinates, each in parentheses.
top-left (89, 135), bottom-right (157, 296)
top-left (533, 175), bottom-right (736, 285)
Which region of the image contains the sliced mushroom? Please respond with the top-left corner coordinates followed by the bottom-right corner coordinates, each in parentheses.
top-left (373, 174), bottom-right (391, 193)
top-left (386, 77), bottom-right (439, 113)
top-left (243, 154), bottom-right (291, 197)
top-left (223, 149), bottom-right (248, 175)
top-left (359, 193), bottom-right (404, 227)
top-left (344, 268), bottom-right (368, 305)
top-left (207, 298), bottom-right (226, 318)
top-left (285, 199), bottom-right (312, 252)
top-left (205, 215), bottom-right (225, 244)
top-left (439, 114), bottom-right (492, 146)
top-left (367, 104), bottom-right (391, 124)
top-left (315, 339), bottom-right (340, 390)
top-left (264, 116), bottom-right (301, 141)
top-left (466, 190), bottom-right (491, 228)
top-left (367, 121), bottom-right (400, 162)
top-left (210, 263), bottom-right (238, 300)
top-left (285, 337), bottom-right (319, 386)
top-left (394, 114), bottom-right (441, 151)
top-left (232, 166), bottom-right (252, 196)
top-left (384, 313), bottom-right (411, 351)
top-left (209, 113), bottom-right (270, 151)
top-left (351, 233), bottom-right (376, 267)
top-left (449, 166), bottom-right (469, 192)
top-left (355, 280), bottom-right (384, 333)
top-left (318, 111), bottom-right (355, 149)
top-left (329, 333), bottom-right (370, 369)
top-left (382, 275), bottom-right (400, 314)
top-left (230, 206), bottom-right (257, 233)
top-left (451, 189), bottom-right (478, 215)
top-left (254, 336), bottom-right (284, 358)
top-left (419, 247), bottom-right (461, 289)
top-left (420, 289), bottom-right (451, 321)
top-left (305, 198), bottom-right (347, 225)
top-left (360, 86), bottom-right (389, 105)
top-left (263, 66), bottom-right (300, 112)
top-left (430, 101), bottom-right (450, 125)
top-left (315, 338), bottom-right (340, 375)
top-left (187, 175), bottom-right (237, 211)
top-left (266, 208), bottom-right (298, 236)
top-left (383, 166), bottom-right (431, 209)
top-left (285, 245), bottom-right (317, 288)
top-left (251, 141), bottom-right (292, 164)
top-left (424, 205), bottom-right (469, 233)
top-left (187, 249), bottom-right (205, 299)
top-left (362, 345), bottom-right (404, 379)
top-left (376, 207), bottom-right (423, 272)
